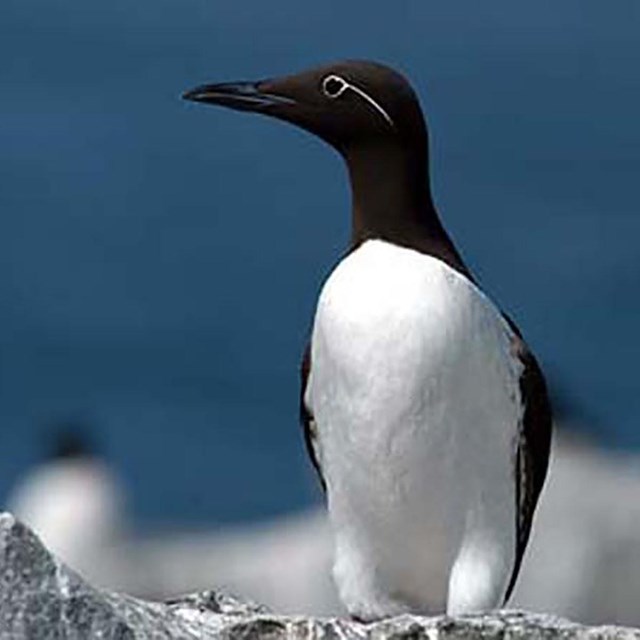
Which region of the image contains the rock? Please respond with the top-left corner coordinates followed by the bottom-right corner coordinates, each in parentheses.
top-left (1, 512), bottom-right (638, 640)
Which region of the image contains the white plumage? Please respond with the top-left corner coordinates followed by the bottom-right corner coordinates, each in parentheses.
top-left (7, 457), bottom-right (125, 577)
top-left (305, 239), bottom-right (523, 619)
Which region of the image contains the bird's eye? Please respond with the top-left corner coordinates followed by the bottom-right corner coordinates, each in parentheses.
top-left (322, 75), bottom-right (348, 99)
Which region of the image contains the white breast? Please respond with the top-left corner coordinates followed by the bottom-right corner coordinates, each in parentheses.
top-left (305, 239), bottom-right (523, 619)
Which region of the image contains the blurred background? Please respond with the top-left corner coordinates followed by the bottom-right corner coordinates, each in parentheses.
top-left (1, 0), bottom-right (639, 627)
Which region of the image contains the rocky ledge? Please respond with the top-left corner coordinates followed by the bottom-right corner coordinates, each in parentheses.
top-left (0, 512), bottom-right (637, 640)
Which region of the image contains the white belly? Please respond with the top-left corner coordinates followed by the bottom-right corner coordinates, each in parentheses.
top-left (305, 239), bottom-right (522, 619)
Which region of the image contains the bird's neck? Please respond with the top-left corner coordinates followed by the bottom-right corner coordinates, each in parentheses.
top-left (344, 141), bottom-right (470, 276)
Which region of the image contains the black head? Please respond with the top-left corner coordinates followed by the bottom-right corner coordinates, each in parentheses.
top-left (47, 423), bottom-right (95, 460)
top-left (183, 60), bottom-right (469, 276)
top-left (183, 60), bottom-right (427, 154)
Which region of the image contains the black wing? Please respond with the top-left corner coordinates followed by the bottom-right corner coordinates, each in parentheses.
top-left (300, 342), bottom-right (326, 491)
top-left (502, 321), bottom-right (553, 603)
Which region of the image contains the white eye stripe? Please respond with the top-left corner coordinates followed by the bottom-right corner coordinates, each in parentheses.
top-left (321, 74), bottom-right (395, 128)
top-left (348, 82), bottom-right (395, 128)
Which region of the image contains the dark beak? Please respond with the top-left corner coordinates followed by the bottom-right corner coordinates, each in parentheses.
top-left (182, 81), bottom-right (296, 112)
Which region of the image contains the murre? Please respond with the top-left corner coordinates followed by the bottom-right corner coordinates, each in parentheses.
top-left (183, 60), bottom-right (552, 620)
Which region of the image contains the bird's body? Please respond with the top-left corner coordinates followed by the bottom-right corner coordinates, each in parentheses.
top-left (306, 239), bottom-right (520, 618)
top-left (184, 59), bottom-right (552, 619)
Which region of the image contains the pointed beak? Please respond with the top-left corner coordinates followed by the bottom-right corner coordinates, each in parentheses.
top-left (182, 80), bottom-right (296, 112)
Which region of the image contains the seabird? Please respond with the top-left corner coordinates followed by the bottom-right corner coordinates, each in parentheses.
top-left (183, 60), bottom-right (552, 620)
top-left (7, 424), bottom-right (125, 576)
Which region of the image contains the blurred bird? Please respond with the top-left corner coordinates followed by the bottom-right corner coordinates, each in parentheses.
top-left (183, 60), bottom-right (552, 620)
top-left (6, 423), bottom-right (125, 577)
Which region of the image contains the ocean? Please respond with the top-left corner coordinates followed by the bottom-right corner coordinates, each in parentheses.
top-left (0, 0), bottom-right (639, 524)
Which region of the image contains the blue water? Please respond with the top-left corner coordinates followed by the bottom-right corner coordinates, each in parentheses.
top-left (1, 0), bottom-right (639, 524)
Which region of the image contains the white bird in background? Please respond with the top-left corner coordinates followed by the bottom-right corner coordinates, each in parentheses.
top-left (7, 425), bottom-right (125, 579)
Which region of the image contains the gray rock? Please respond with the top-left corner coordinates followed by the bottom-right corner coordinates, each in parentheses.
top-left (1, 512), bottom-right (638, 640)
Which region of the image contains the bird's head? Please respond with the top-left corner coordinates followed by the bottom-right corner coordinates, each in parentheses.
top-left (182, 60), bottom-right (427, 155)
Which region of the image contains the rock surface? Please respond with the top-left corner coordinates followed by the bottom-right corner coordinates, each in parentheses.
top-left (1, 512), bottom-right (638, 640)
